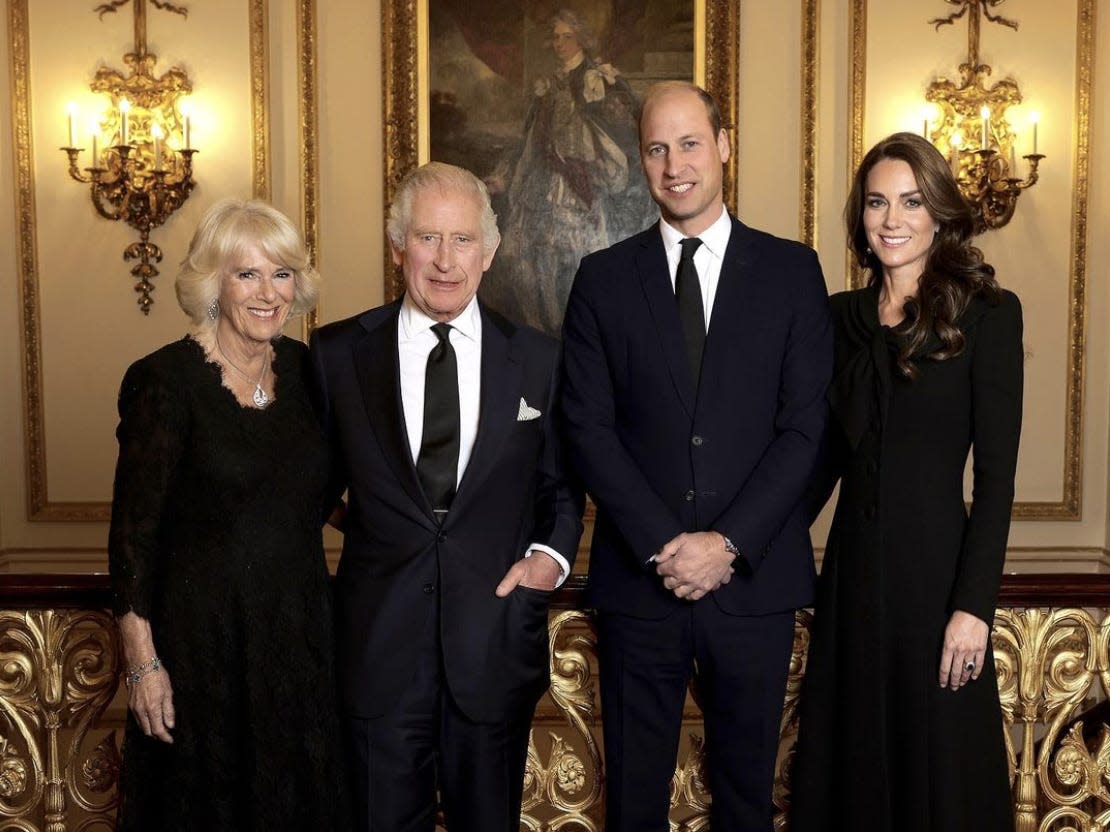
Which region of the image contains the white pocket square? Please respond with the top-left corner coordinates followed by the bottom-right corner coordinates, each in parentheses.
top-left (517, 398), bottom-right (542, 421)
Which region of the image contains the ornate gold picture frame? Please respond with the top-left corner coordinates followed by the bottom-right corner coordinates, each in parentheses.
top-left (382, 0), bottom-right (740, 332)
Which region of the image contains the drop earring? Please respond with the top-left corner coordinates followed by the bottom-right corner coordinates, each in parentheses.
top-left (207, 299), bottom-right (219, 321)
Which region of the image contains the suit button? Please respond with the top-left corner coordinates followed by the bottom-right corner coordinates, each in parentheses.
top-left (684, 490), bottom-right (695, 502)
top-left (691, 435), bottom-right (704, 446)
top-left (423, 583), bottom-right (434, 594)
top-left (437, 532), bottom-right (447, 543)
top-left (866, 461), bottom-right (878, 475)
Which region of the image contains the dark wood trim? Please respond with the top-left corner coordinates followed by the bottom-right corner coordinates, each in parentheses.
top-left (3, 572), bottom-right (1107, 611)
top-left (0, 573), bottom-right (114, 607)
top-left (995, 573), bottom-right (1110, 606)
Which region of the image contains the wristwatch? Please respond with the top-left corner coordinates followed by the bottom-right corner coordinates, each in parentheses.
top-left (721, 535), bottom-right (740, 559)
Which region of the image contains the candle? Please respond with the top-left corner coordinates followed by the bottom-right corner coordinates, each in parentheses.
top-left (1010, 144), bottom-right (1017, 176)
top-left (980, 106), bottom-right (991, 150)
top-left (949, 131), bottom-right (964, 176)
top-left (66, 102), bottom-right (77, 147)
top-left (119, 99), bottom-right (131, 145)
top-left (180, 100), bottom-right (192, 149)
top-left (1030, 112), bottom-right (1040, 154)
top-left (152, 123), bottom-right (163, 170)
top-left (91, 134), bottom-right (98, 167)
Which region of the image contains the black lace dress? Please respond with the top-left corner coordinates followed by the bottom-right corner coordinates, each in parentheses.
top-left (108, 336), bottom-right (348, 831)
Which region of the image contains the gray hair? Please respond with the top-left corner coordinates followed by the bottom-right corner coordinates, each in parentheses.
top-left (386, 162), bottom-right (500, 255)
top-left (549, 9), bottom-right (597, 54)
top-left (175, 198), bottom-right (320, 330)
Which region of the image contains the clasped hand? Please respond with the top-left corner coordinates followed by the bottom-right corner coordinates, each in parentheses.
top-left (655, 531), bottom-right (735, 601)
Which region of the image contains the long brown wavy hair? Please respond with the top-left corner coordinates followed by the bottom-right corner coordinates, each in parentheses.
top-left (845, 132), bottom-right (1000, 379)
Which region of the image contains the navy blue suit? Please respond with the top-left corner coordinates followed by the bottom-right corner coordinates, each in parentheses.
top-left (311, 300), bottom-right (583, 831)
top-left (562, 216), bottom-right (832, 830)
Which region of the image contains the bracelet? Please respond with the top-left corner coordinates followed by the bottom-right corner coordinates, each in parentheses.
top-left (124, 656), bottom-right (162, 689)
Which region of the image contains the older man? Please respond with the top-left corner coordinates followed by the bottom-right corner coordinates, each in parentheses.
top-left (310, 162), bottom-right (583, 831)
top-left (561, 82), bottom-right (833, 830)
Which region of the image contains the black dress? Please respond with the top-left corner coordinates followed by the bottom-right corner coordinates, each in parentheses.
top-left (790, 286), bottom-right (1022, 831)
top-left (108, 336), bottom-right (347, 831)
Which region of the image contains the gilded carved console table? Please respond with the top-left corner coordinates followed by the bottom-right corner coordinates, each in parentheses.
top-left (0, 574), bottom-right (1108, 831)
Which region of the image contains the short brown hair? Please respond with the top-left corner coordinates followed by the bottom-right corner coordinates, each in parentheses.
top-left (639, 81), bottom-right (722, 140)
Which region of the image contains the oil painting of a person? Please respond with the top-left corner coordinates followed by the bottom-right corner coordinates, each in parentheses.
top-left (483, 9), bottom-right (658, 332)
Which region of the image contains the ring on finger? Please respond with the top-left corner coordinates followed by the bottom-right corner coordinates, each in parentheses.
top-left (964, 660), bottom-right (976, 673)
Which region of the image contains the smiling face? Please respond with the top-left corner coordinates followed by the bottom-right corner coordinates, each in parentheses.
top-left (639, 87), bottom-right (730, 237)
top-left (216, 242), bottom-right (295, 345)
top-left (862, 157), bottom-right (939, 283)
top-left (393, 186), bottom-right (496, 323)
top-left (551, 21), bottom-right (581, 64)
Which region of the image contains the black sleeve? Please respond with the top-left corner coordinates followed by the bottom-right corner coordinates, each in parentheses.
top-left (107, 358), bottom-right (188, 618)
top-left (950, 292), bottom-right (1024, 624)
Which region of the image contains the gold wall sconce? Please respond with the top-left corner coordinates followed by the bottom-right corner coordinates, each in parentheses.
top-left (921, 0), bottom-right (1045, 235)
top-left (60, 0), bottom-right (196, 314)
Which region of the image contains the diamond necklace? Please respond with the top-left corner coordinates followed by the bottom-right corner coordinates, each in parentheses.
top-left (215, 335), bottom-right (271, 408)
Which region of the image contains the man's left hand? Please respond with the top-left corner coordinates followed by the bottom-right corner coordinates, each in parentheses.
top-left (495, 551), bottom-right (562, 597)
top-left (655, 531), bottom-right (735, 601)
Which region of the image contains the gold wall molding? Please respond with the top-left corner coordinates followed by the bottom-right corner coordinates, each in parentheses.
top-left (844, 0), bottom-right (1092, 521)
top-left (382, 0), bottom-right (741, 301)
top-left (800, 0), bottom-right (819, 248)
top-left (10, 1), bottom-right (274, 521)
top-left (297, 0), bottom-right (319, 336)
top-left (250, 0), bottom-right (270, 200)
top-left (846, 0), bottom-right (866, 291)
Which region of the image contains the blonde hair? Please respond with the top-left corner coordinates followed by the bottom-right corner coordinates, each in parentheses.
top-left (175, 199), bottom-right (320, 330)
top-left (387, 162), bottom-right (500, 255)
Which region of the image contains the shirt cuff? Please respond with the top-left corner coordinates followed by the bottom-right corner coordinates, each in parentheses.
top-left (525, 544), bottom-right (570, 588)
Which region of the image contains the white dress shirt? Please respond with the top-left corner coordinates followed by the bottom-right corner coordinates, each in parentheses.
top-left (659, 205), bottom-right (733, 329)
top-left (397, 295), bottom-right (570, 585)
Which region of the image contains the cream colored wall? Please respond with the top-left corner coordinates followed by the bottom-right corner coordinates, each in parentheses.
top-left (1, 0), bottom-right (1106, 572)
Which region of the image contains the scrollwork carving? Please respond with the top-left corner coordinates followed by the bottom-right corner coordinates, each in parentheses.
top-left (0, 610), bottom-right (120, 830)
top-left (521, 611), bottom-right (602, 829)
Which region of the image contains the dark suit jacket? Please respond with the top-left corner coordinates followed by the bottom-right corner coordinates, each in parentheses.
top-left (310, 299), bottom-right (583, 722)
top-left (561, 216), bottom-right (832, 619)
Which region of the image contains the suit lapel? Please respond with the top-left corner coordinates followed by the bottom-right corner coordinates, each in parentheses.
top-left (352, 305), bottom-right (430, 514)
top-left (450, 306), bottom-right (521, 517)
top-left (701, 217), bottom-right (760, 389)
top-left (635, 232), bottom-right (696, 415)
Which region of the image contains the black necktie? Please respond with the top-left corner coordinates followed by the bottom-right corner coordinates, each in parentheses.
top-left (417, 323), bottom-right (460, 517)
top-left (676, 237), bottom-right (705, 382)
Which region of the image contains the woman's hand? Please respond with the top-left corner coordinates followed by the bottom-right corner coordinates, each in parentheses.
top-left (118, 611), bottom-right (175, 743)
top-left (938, 609), bottom-right (990, 691)
top-left (129, 666), bottom-right (176, 743)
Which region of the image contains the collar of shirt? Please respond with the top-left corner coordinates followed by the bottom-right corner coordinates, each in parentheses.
top-left (399, 293), bottom-right (482, 345)
top-left (561, 51), bottom-right (586, 73)
top-left (658, 206), bottom-right (732, 327)
top-left (397, 293), bottom-right (482, 487)
top-left (658, 205), bottom-right (731, 271)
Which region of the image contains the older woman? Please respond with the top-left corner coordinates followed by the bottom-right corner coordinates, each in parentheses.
top-left (790, 133), bottom-right (1022, 830)
top-left (108, 199), bottom-right (346, 830)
